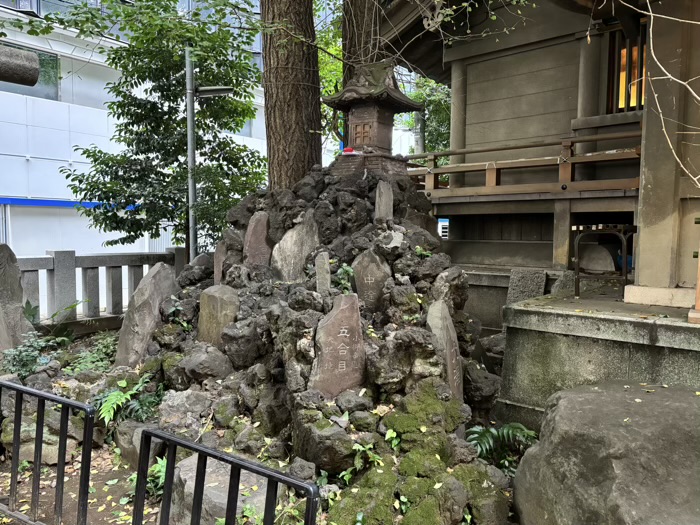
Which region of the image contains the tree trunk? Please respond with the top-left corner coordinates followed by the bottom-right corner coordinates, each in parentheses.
top-left (261, 0), bottom-right (322, 190)
top-left (342, 0), bottom-right (383, 84)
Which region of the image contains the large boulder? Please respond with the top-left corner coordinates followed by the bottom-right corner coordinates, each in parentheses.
top-left (171, 454), bottom-right (269, 525)
top-left (116, 263), bottom-right (180, 368)
top-left (271, 211), bottom-right (319, 282)
top-left (0, 244), bottom-right (32, 352)
top-left (198, 285), bottom-right (239, 348)
top-left (515, 382), bottom-right (700, 525)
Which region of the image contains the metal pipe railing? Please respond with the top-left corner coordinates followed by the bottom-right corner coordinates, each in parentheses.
top-left (0, 380), bottom-right (96, 525)
top-left (132, 429), bottom-right (320, 525)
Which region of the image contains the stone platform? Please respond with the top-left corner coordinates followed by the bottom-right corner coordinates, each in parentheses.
top-left (495, 291), bottom-right (700, 429)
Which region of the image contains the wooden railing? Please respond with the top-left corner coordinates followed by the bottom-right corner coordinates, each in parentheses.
top-left (407, 131), bottom-right (643, 198)
top-left (690, 217), bottom-right (700, 325)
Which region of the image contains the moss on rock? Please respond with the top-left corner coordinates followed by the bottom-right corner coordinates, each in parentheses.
top-left (383, 378), bottom-right (464, 435)
top-left (402, 496), bottom-right (440, 525)
top-left (326, 461), bottom-right (398, 525)
top-left (398, 448), bottom-right (446, 478)
top-left (452, 463), bottom-right (509, 525)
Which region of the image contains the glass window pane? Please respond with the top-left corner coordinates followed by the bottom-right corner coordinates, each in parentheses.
top-left (0, 43), bottom-right (59, 100)
top-left (40, 0), bottom-right (99, 16)
top-left (0, 0), bottom-right (37, 10)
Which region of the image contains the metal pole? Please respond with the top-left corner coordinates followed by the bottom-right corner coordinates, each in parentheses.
top-left (185, 46), bottom-right (197, 261)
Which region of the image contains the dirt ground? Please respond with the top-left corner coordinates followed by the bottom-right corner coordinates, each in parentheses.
top-left (0, 446), bottom-right (161, 525)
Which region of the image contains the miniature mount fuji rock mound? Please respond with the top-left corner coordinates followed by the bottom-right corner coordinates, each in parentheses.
top-left (110, 159), bottom-right (511, 524)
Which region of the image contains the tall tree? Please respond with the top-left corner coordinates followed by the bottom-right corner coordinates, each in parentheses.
top-left (0, 0), bottom-right (267, 251)
top-left (261, 0), bottom-right (322, 189)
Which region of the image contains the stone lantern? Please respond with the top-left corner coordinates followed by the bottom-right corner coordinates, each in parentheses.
top-left (324, 62), bottom-right (423, 155)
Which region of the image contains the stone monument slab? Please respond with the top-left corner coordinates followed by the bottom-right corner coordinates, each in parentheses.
top-left (316, 252), bottom-right (331, 295)
top-left (310, 294), bottom-right (365, 397)
top-left (271, 212), bottom-right (319, 282)
top-left (213, 241), bottom-right (227, 285)
top-left (198, 285), bottom-right (240, 348)
top-left (0, 244), bottom-right (32, 352)
top-left (243, 211), bottom-right (273, 267)
top-left (351, 250), bottom-right (391, 312)
top-left (427, 299), bottom-right (464, 401)
top-left (374, 180), bottom-right (393, 222)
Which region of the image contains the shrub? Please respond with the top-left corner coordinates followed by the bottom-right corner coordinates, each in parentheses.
top-left (2, 332), bottom-right (62, 379)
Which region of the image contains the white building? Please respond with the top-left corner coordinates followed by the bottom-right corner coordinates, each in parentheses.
top-left (0, 0), bottom-right (267, 259)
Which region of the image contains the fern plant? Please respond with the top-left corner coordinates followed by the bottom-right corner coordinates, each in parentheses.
top-left (94, 374), bottom-right (153, 426)
top-left (127, 456), bottom-right (168, 502)
top-left (465, 423), bottom-right (537, 477)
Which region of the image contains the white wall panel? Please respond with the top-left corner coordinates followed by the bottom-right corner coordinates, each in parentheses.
top-left (0, 92), bottom-right (28, 125)
top-left (0, 122), bottom-right (28, 156)
top-left (0, 156), bottom-right (29, 197)
top-left (28, 97), bottom-right (70, 130)
top-left (27, 126), bottom-right (71, 160)
top-left (27, 159), bottom-right (73, 199)
top-left (69, 104), bottom-right (110, 136)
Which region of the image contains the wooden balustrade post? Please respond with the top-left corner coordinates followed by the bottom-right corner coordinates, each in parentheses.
top-left (425, 155), bottom-right (438, 192)
top-left (485, 166), bottom-right (501, 187)
top-left (559, 140), bottom-right (573, 183)
top-left (689, 238), bottom-right (700, 324)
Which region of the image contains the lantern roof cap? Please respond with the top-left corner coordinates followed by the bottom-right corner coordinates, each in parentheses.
top-left (323, 62), bottom-right (423, 113)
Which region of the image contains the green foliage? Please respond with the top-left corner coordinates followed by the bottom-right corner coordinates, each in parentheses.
top-left (127, 456), bottom-right (167, 502)
top-left (63, 332), bottom-right (117, 376)
top-left (465, 422), bottom-right (537, 476)
top-left (366, 325), bottom-right (382, 340)
top-left (314, 0), bottom-right (343, 144)
top-left (402, 313), bottom-right (421, 325)
top-left (22, 300), bottom-right (39, 325)
top-left (335, 263), bottom-right (355, 294)
top-left (414, 246), bottom-right (432, 259)
top-left (339, 443), bottom-right (384, 487)
top-left (166, 295), bottom-right (192, 332)
top-left (0, 0), bottom-right (267, 250)
top-left (385, 428), bottom-right (401, 452)
top-left (397, 494), bottom-right (410, 514)
top-left (94, 374), bottom-right (155, 426)
top-left (2, 332), bottom-right (65, 380)
top-left (215, 504), bottom-right (263, 525)
top-left (406, 76), bottom-right (451, 161)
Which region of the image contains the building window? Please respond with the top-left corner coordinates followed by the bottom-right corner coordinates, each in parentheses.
top-left (608, 27), bottom-right (647, 113)
top-left (0, 43), bottom-right (59, 100)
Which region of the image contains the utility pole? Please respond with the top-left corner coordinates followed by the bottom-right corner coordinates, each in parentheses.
top-left (185, 47), bottom-right (197, 261)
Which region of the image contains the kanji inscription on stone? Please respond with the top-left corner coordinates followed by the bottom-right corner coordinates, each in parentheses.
top-left (427, 299), bottom-right (464, 401)
top-left (309, 294), bottom-right (365, 397)
top-left (351, 250), bottom-right (391, 312)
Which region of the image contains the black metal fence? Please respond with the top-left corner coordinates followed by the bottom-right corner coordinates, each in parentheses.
top-left (133, 429), bottom-right (320, 525)
top-left (0, 380), bottom-right (95, 525)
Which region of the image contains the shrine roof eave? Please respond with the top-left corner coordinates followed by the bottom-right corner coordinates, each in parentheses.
top-left (323, 88), bottom-right (424, 114)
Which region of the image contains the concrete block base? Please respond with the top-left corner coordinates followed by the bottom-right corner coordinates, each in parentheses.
top-left (689, 309), bottom-right (700, 325)
top-left (499, 295), bottom-right (700, 430)
top-left (624, 285), bottom-right (695, 309)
